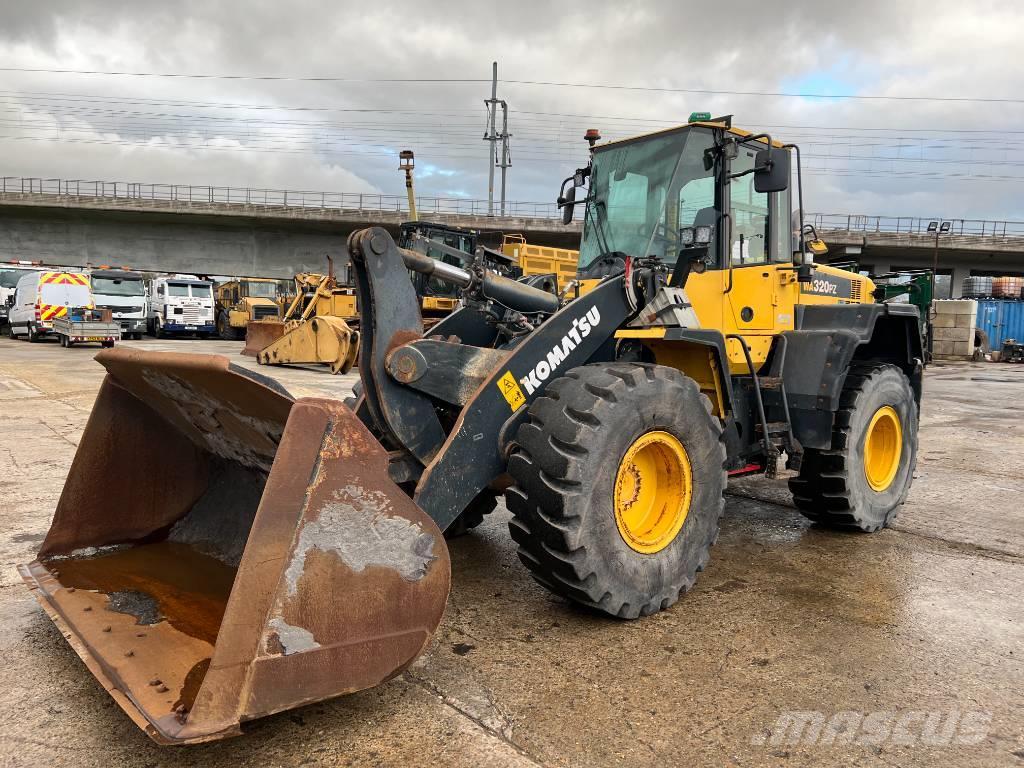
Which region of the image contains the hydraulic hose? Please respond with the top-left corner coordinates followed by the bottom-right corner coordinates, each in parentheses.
top-left (398, 246), bottom-right (560, 315)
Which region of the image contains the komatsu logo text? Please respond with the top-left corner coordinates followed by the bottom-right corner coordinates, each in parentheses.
top-left (519, 306), bottom-right (601, 396)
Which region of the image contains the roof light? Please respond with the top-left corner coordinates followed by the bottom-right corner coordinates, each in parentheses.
top-left (940, 221), bottom-right (952, 233)
top-left (688, 112), bottom-right (712, 123)
top-left (927, 221), bottom-right (938, 232)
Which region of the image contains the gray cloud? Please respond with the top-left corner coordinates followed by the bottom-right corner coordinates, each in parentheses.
top-left (0, 0), bottom-right (1022, 219)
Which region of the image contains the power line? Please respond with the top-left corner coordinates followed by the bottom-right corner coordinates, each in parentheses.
top-left (3, 67), bottom-right (1024, 104)
top-left (6, 90), bottom-right (1024, 136)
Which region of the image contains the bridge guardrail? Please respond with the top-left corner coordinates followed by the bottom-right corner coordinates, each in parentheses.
top-left (3, 177), bottom-right (1021, 236)
top-left (0, 176), bottom-right (584, 221)
top-left (809, 213), bottom-right (1024, 239)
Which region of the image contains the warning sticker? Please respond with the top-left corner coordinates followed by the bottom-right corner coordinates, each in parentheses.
top-left (497, 370), bottom-right (526, 412)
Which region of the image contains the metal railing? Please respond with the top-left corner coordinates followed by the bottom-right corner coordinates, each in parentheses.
top-left (0, 176), bottom-right (580, 221)
top-left (808, 213), bottom-right (1024, 239)
top-left (4, 177), bottom-right (1021, 236)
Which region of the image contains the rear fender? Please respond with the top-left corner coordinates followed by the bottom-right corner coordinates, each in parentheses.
top-left (777, 304), bottom-right (924, 449)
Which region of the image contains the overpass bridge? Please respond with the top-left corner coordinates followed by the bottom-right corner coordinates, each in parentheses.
top-left (0, 177), bottom-right (582, 279)
top-left (2, 177), bottom-right (1022, 294)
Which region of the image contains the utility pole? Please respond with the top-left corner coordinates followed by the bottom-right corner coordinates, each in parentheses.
top-left (498, 100), bottom-right (511, 216)
top-left (483, 62), bottom-right (511, 215)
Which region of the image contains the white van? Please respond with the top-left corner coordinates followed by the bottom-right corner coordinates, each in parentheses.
top-left (89, 269), bottom-right (149, 340)
top-left (8, 270), bottom-right (93, 342)
top-left (1, 267), bottom-right (39, 327)
top-left (148, 275), bottom-right (215, 337)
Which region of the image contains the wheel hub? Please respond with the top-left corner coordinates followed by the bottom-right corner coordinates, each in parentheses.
top-left (614, 430), bottom-right (692, 554)
top-left (864, 406), bottom-right (902, 492)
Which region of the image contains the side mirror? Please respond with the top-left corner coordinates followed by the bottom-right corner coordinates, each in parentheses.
top-left (559, 185), bottom-right (576, 225)
top-left (753, 147), bottom-right (791, 193)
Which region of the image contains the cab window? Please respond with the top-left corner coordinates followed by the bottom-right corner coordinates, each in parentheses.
top-left (729, 147), bottom-right (770, 266)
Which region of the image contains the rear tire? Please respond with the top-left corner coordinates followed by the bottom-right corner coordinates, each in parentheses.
top-left (789, 362), bottom-right (918, 531)
top-left (28, 326), bottom-right (39, 343)
top-left (506, 363), bottom-right (726, 619)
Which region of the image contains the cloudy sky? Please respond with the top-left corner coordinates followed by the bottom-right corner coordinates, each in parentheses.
top-left (1, 0), bottom-right (1023, 221)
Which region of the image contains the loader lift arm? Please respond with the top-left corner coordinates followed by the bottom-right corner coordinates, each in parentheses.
top-left (347, 227), bottom-right (636, 532)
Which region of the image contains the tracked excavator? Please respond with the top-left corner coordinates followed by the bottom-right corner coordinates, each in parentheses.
top-left (21, 117), bottom-right (923, 744)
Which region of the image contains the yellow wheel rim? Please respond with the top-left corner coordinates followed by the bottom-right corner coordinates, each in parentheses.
top-left (863, 406), bottom-right (902, 492)
top-left (614, 431), bottom-right (692, 554)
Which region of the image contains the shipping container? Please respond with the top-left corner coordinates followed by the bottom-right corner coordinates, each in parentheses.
top-left (976, 299), bottom-right (1024, 347)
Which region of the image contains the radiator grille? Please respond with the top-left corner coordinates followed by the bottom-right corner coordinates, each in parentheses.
top-left (253, 305), bottom-right (280, 320)
top-left (100, 304), bottom-right (144, 315)
top-left (181, 306), bottom-right (204, 324)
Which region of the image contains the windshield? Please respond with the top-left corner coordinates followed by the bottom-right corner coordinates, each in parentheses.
top-left (168, 282), bottom-right (211, 298)
top-left (244, 281), bottom-right (277, 299)
top-left (578, 127), bottom-right (717, 270)
top-left (0, 270), bottom-right (31, 289)
top-left (92, 276), bottom-right (145, 297)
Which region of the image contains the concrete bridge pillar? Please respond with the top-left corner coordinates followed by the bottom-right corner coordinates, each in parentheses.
top-left (951, 266), bottom-right (971, 299)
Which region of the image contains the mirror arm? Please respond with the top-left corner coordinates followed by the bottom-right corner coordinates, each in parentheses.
top-left (782, 143), bottom-right (806, 261)
top-left (727, 166), bottom-right (758, 180)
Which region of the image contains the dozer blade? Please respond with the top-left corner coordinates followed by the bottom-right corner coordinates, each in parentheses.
top-left (19, 348), bottom-right (450, 745)
top-left (241, 319), bottom-right (286, 357)
top-left (256, 316), bottom-right (360, 375)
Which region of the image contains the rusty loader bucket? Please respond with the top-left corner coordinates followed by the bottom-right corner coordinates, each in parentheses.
top-left (241, 319), bottom-right (287, 357)
top-left (19, 348), bottom-right (450, 744)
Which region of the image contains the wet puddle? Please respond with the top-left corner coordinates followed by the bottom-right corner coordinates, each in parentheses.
top-left (45, 540), bottom-right (236, 645)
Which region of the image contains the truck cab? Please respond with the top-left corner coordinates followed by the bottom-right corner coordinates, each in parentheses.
top-left (89, 269), bottom-right (149, 340)
top-left (147, 275), bottom-right (215, 338)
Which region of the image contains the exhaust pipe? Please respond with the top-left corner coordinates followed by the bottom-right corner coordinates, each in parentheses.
top-left (20, 348), bottom-right (450, 744)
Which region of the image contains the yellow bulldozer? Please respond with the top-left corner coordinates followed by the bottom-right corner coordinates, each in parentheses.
top-left (21, 116), bottom-right (923, 744)
top-left (244, 267), bottom-right (359, 375)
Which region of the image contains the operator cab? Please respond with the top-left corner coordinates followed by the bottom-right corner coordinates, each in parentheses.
top-left (566, 119), bottom-right (797, 283)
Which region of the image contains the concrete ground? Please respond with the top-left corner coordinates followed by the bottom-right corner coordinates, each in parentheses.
top-left (0, 334), bottom-right (1021, 768)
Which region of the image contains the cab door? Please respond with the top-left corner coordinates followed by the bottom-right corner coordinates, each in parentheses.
top-left (725, 147), bottom-right (774, 331)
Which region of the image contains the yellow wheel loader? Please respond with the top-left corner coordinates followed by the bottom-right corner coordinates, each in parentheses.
top-left (246, 268), bottom-right (360, 375)
top-left (21, 117), bottom-right (923, 744)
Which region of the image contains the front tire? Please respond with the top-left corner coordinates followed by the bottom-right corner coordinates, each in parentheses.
top-left (506, 363), bottom-right (726, 619)
top-left (789, 362), bottom-right (918, 531)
